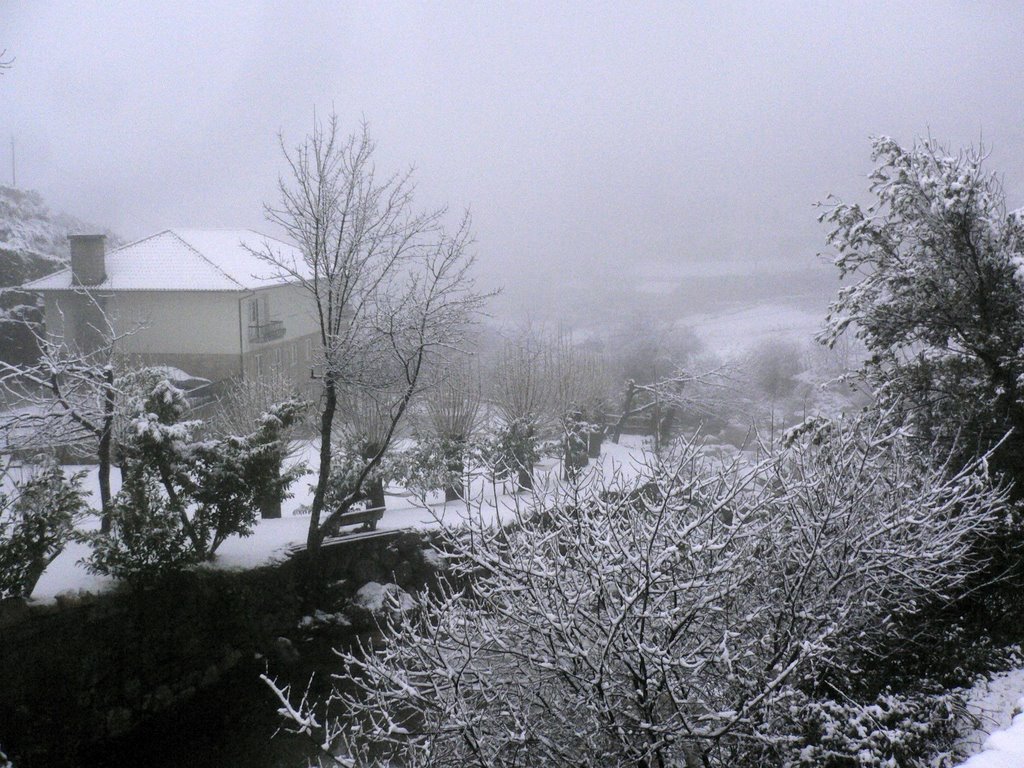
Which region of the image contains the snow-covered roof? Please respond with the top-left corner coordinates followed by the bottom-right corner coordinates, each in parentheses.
top-left (23, 228), bottom-right (303, 292)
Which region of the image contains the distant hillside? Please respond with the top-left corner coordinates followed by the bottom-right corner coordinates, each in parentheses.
top-left (0, 185), bottom-right (119, 286)
top-left (0, 186), bottom-right (120, 363)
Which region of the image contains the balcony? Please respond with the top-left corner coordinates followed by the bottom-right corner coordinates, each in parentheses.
top-left (248, 319), bottom-right (286, 344)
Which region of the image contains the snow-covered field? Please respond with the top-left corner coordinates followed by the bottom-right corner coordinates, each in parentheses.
top-left (684, 302), bottom-right (823, 358)
top-left (27, 435), bottom-right (655, 603)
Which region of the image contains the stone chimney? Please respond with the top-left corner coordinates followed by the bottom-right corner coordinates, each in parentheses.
top-left (69, 234), bottom-right (107, 286)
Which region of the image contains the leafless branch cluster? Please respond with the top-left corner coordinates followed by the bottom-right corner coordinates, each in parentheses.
top-left (266, 412), bottom-right (1006, 767)
top-left (0, 314), bottom-right (136, 530)
top-left (490, 326), bottom-right (554, 429)
top-left (213, 367), bottom-right (306, 441)
top-left (255, 114), bottom-right (491, 557)
top-left (490, 327), bottom-right (611, 429)
top-left (423, 358), bottom-right (482, 443)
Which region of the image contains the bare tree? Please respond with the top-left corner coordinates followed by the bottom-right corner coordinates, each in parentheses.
top-left (255, 115), bottom-right (489, 563)
top-left (489, 327), bottom-right (554, 489)
top-left (422, 358), bottom-right (482, 501)
top-left (746, 337), bottom-right (805, 444)
top-left (609, 363), bottom-right (735, 449)
top-left (0, 310), bottom-right (132, 532)
top-left (546, 332), bottom-right (609, 477)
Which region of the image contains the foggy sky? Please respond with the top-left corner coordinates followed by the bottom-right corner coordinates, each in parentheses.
top-left (3, 1), bottom-right (1024, 300)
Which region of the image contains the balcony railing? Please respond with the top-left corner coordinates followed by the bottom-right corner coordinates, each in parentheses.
top-left (248, 319), bottom-right (286, 344)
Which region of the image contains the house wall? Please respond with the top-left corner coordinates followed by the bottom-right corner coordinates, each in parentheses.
top-left (43, 285), bottom-right (323, 390)
top-left (241, 283), bottom-right (321, 395)
top-left (114, 291), bottom-right (243, 355)
top-left (45, 290), bottom-right (244, 382)
top-left (45, 291), bottom-right (240, 354)
top-left (239, 284), bottom-right (319, 353)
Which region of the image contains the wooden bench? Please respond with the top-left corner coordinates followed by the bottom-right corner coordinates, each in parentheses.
top-left (334, 505), bottom-right (386, 532)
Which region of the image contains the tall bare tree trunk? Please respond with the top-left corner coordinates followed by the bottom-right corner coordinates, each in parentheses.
top-left (307, 376), bottom-right (337, 559)
top-left (97, 367), bottom-right (115, 533)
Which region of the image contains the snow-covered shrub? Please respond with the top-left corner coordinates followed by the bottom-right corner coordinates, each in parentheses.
top-left (0, 461), bottom-right (86, 599)
top-left (559, 409), bottom-right (590, 479)
top-left (478, 417), bottom-right (540, 490)
top-left (385, 436), bottom-right (471, 502)
top-left (820, 136), bottom-right (1024, 499)
top-left (265, 412), bottom-right (1007, 767)
top-left (88, 376), bottom-right (306, 575)
top-left (324, 444), bottom-right (385, 514)
top-left (781, 687), bottom-right (967, 768)
top-left (85, 472), bottom-right (197, 583)
top-left (213, 374), bottom-right (309, 519)
top-left (187, 398), bottom-right (307, 548)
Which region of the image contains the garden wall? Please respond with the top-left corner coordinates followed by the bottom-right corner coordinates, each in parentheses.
top-left (0, 528), bottom-right (440, 767)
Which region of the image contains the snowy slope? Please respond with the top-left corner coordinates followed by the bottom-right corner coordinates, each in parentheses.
top-left (0, 185), bottom-right (119, 286)
top-left (0, 185), bottom-right (120, 362)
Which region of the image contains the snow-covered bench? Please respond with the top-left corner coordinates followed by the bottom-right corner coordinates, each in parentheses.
top-left (333, 505), bottom-right (385, 532)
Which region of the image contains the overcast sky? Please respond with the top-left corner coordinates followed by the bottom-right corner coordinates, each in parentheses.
top-left (3, 1), bottom-right (1024, 297)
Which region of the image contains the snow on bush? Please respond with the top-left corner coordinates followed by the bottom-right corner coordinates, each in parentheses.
top-left (352, 581), bottom-right (417, 618)
top-left (265, 412), bottom-right (1007, 767)
top-left (85, 374), bottom-right (306, 581)
top-left (783, 688), bottom-right (967, 767)
top-left (0, 460), bottom-right (87, 599)
top-left (85, 471), bottom-right (197, 583)
top-left (819, 136), bottom-right (1024, 504)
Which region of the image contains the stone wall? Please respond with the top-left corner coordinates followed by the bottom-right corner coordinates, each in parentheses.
top-left (0, 528), bottom-right (441, 768)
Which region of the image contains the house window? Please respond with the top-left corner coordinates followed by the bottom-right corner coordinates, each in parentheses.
top-left (254, 353), bottom-right (263, 377)
top-left (273, 347), bottom-right (282, 368)
top-left (249, 299), bottom-right (260, 326)
top-left (305, 337), bottom-right (314, 360)
top-left (289, 342), bottom-right (298, 366)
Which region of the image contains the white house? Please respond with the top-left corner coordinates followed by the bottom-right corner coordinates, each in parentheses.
top-left (25, 229), bottom-right (319, 390)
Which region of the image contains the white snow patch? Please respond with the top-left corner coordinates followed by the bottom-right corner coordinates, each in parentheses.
top-left (958, 691), bottom-right (1024, 767)
top-left (957, 669), bottom-right (1024, 764)
top-left (685, 303), bottom-right (821, 358)
top-left (353, 581), bottom-right (416, 616)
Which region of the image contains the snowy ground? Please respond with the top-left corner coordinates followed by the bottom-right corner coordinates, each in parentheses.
top-left (684, 302), bottom-right (822, 358)
top-left (956, 669), bottom-right (1024, 766)
top-left (27, 435), bottom-right (654, 604)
